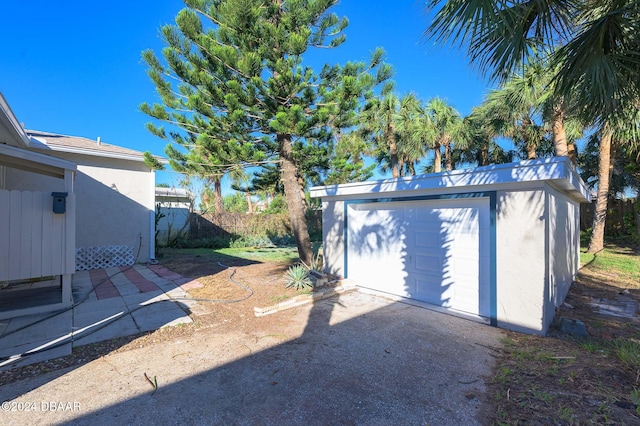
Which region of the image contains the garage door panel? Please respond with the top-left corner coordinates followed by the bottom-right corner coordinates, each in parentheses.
top-left (414, 276), bottom-right (452, 305)
top-left (347, 198), bottom-right (490, 318)
top-left (414, 254), bottom-right (445, 273)
top-left (414, 231), bottom-right (442, 249)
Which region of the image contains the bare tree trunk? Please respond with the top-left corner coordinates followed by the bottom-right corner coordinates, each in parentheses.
top-left (481, 143), bottom-right (489, 166)
top-left (406, 161), bottom-right (416, 176)
top-left (522, 117), bottom-right (537, 160)
top-left (552, 109), bottom-right (569, 157)
top-left (567, 141), bottom-right (577, 166)
top-left (587, 125), bottom-right (614, 254)
top-left (434, 142), bottom-right (442, 173)
top-left (388, 123), bottom-right (399, 178)
top-left (278, 133), bottom-right (313, 265)
top-left (246, 192), bottom-right (253, 214)
top-left (444, 140), bottom-right (453, 171)
top-left (213, 179), bottom-right (224, 214)
top-left (526, 141), bottom-right (537, 160)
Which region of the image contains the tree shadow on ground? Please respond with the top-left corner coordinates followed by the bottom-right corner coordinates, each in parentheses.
top-left (4, 292), bottom-right (502, 425)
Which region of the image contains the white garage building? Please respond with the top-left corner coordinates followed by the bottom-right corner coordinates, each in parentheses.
top-left (311, 157), bottom-right (590, 335)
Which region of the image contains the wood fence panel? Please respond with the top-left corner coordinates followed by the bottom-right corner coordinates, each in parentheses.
top-left (41, 193), bottom-right (54, 277)
top-left (0, 190), bottom-right (9, 279)
top-left (0, 190), bottom-right (73, 281)
top-left (187, 211), bottom-right (322, 242)
top-left (8, 190), bottom-right (21, 279)
top-left (30, 191), bottom-right (44, 277)
top-left (580, 198), bottom-right (638, 237)
top-left (19, 191), bottom-right (33, 278)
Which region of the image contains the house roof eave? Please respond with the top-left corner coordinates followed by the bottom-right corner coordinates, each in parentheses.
top-left (0, 93), bottom-right (33, 148)
top-left (0, 142), bottom-right (77, 178)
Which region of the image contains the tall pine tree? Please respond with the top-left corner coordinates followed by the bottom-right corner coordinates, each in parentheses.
top-left (141, 0), bottom-right (390, 264)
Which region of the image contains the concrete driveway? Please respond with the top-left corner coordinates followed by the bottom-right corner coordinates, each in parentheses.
top-left (0, 291), bottom-right (503, 425)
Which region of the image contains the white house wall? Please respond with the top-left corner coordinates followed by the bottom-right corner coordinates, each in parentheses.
top-left (37, 152), bottom-right (155, 265)
top-left (74, 161), bottom-right (153, 263)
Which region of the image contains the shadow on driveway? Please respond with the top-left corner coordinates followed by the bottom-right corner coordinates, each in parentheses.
top-left (0, 290), bottom-right (503, 425)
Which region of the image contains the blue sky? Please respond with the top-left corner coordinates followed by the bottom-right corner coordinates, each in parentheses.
top-left (1, 1), bottom-right (490, 188)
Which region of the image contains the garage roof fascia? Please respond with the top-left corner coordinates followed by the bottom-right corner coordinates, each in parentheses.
top-left (310, 157), bottom-right (590, 203)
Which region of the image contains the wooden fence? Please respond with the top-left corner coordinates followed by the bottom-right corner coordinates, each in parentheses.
top-left (580, 198), bottom-right (639, 237)
top-left (188, 210), bottom-right (322, 241)
top-left (0, 190), bottom-right (75, 281)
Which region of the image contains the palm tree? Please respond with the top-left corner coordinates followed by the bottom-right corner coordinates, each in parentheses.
top-left (426, 98), bottom-right (465, 172)
top-left (360, 90), bottom-right (402, 178)
top-left (425, 0), bottom-right (640, 253)
top-left (425, 1), bottom-right (640, 121)
top-left (395, 93), bottom-right (435, 176)
top-left (361, 90), bottom-right (431, 178)
top-left (460, 106), bottom-right (514, 167)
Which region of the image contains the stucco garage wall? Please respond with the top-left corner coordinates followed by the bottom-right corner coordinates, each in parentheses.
top-left (312, 158), bottom-right (590, 336)
top-left (495, 188), bottom-right (546, 333)
top-left (322, 200), bottom-right (345, 278)
top-left (545, 185), bottom-right (580, 329)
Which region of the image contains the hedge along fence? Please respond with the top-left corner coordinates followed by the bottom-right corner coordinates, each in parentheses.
top-left (188, 210), bottom-right (322, 243)
top-left (580, 198), bottom-right (639, 239)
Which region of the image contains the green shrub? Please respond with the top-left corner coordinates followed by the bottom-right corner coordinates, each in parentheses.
top-left (178, 237), bottom-right (230, 249)
top-left (263, 195), bottom-right (287, 214)
top-left (223, 192), bottom-right (249, 213)
top-left (268, 234), bottom-right (295, 246)
top-left (229, 235), bottom-right (274, 248)
top-left (283, 265), bottom-right (313, 290)
top-left (580, 229), bottom-right (592, 248)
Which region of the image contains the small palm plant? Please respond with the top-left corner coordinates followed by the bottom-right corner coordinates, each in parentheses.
top-left (283, 264), bottom-right (313, 290)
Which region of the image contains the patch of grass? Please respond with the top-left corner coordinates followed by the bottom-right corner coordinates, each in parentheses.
top-left (579, 250), bottom-right (595, 267)
top-left (581, 247), bottom-right (640, 287)
top-left (613, 338), bottom-right (640, 376)
top-left (495, 366), bottom-right (514, 385)
top-left (271, 294), bottom-right (292, 303)
top-left (530, 386), bottom-right (555, 405)
top-left (558, 406), bottom-right (574, 422)
top-left (578, 337), bottom-right (609, 355)
top-left (218, 246), bottom-right (301, 263)
top-left (160, 243), bottom-right (322, 264)
top-left (630, 388), bottom-right (640, 415)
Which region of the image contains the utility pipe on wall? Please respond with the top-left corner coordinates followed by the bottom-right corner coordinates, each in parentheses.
top-left (149, 209), bottom-right (156, 263)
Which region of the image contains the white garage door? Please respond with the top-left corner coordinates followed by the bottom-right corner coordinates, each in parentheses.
top-left (346, 197), bottom-right (490, 317)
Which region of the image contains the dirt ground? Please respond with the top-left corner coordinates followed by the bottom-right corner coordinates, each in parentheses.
top-left (1, 248), bottom-right (638, 424)
top-left (0, 250), bottom-right (333, 387)
top-left (485, 249), bottom-right (640, 424)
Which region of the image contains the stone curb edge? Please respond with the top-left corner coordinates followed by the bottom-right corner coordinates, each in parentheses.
top-left (254, 284), bottom-right (357, 317)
